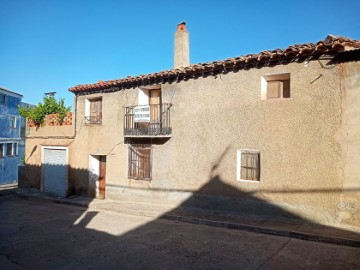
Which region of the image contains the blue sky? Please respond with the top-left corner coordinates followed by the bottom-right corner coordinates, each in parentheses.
top-left (1, 0), bottom-right (359, 108)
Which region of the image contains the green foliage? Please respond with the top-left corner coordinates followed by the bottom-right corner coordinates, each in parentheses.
top-left (56, 99), bottom-right (70, 124)
top-left (18, 94), bottom-right (71, 125)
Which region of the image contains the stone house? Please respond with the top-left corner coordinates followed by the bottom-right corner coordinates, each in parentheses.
top-left (23, 23), bottom-right (360, 229)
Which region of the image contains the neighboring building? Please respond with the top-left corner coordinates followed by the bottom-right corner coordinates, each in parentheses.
top-left (0, 87), bottom-right (26, 185)
top-left (19, 111), bottom-right (74, 191)
top-left (23, 23), bottom-right (360, 229)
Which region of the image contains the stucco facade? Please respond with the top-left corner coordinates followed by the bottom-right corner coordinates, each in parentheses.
top-left (0, 87), bottom-right (26, 185)
top-left (71, 61), bottom-right (343, 221)
top-left (337, 59), bottom-right (360, 226)
top-left (23, 35), bottom-right (360, 230)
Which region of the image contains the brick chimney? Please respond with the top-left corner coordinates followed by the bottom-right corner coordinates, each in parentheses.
top-left (174, 22), bottom-right (190, 69)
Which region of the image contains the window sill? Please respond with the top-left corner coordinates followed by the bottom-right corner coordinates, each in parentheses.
top-left (261, 97), bottom-right (292, 101)
top-left (129, 177), bottom-right (151, 181)
top-left (236, 179), bottom-right (260, 183)
top-left (85, 123), bottom-right (102, 126)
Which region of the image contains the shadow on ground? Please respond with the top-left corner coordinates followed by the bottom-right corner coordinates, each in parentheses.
top-left (3, 161), bottom-right (360, 269)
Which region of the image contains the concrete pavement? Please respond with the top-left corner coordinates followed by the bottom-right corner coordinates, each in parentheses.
top-left (1, 194), bottom-right (360, 270)
top-left (11, 188), bottom-right (360, 247)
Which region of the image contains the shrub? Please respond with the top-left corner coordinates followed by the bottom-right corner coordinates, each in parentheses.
top-left (19, 95), bottom-right (71, 126)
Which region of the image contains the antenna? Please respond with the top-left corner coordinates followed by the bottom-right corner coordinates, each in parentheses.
top-left (44, 92), bottom-right (56, 96)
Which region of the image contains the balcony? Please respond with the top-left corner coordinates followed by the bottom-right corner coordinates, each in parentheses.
top-left (85, 116), bottom-right (102, 125)
top-left (124, 103), bottom-right (172, 137)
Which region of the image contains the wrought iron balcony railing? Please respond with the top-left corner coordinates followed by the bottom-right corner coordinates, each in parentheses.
top-left (124, 103), bottom-right (172, 137)
top-left (85, 116), bottom-right (102, 125)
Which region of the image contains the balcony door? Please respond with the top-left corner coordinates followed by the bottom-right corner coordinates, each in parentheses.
top-left (149, 89), bottom-right (161, 127)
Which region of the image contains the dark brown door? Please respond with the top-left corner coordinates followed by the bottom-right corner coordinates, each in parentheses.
top-left (99, 156), bottom-right (106, 199)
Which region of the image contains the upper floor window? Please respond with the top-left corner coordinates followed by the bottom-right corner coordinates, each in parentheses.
top-left (236, 149), bottom-right (260, 181)
top-left (10, 116), bottom-right (17, 128)
top-left (14, 143), bottom-right (18, 156)
top-left (85, 97), bottom-right (102, 124)
top-left (0, 143), bottom-right (4, 157)
top-left (0, 93), bottom-right (6, 104)
top-left (6, 143), bottom-right (14, 156)
top-left (21, 126), bottom-right (26, 138)
top-left (261, 73), bottom-right (290, 100)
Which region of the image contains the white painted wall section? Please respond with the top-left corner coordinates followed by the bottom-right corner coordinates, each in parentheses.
top-left (89, 155), bottom-right (100, 198)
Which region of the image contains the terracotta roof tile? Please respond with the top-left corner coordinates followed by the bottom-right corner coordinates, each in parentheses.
top-left (69, 35), bottom-right (360, 94)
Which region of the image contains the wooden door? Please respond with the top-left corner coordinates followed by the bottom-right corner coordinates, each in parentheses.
top-left (99, 156), bottom-right (106, 199)
top-left (149, 90), bottom-right (161, 124)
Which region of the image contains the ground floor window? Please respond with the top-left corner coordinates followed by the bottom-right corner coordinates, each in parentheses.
top-left (0, 143), bottom-right (4, 157)
top-left (237, 149), bottom-right (260, 181)
top-left (128, 144), bottom-right (151, 180)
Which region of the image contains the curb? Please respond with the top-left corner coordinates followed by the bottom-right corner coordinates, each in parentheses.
top-left (14, 191), bottom-right (90, 208)
top-left (13, 192), bottom-right (360, 248)
top-left (160, 214), bottom-right (360, 248)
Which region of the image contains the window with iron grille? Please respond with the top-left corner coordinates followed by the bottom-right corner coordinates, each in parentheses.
top-left (128, 145), bottom-right (151, 180)
top-left (237, 149), bottom-right (260, 181)
top-left (0, 143), bottom-right (5, 157)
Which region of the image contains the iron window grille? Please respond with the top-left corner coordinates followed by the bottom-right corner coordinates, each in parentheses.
top-left (237, 150), bottom-right (260, 181)
top-left (128, 144), bottom-right (152, 180)
top-left (85, 116), bottom-right (102, 125)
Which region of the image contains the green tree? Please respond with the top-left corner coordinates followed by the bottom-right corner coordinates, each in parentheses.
top-left (19, 94), bottom-right (71, 126)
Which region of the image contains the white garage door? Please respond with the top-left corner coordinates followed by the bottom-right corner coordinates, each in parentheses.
top-left (43, 148), bottom-right (67, 197)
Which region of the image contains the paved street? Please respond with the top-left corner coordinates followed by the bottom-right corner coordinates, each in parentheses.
top-left (1, 195), bottom-right (360, 270)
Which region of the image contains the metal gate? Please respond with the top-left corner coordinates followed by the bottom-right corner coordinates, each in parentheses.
top-left (43, 147), bottom-right (67, 197)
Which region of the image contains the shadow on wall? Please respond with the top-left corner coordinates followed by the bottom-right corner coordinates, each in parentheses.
top-left (18, 164), bottom-right (90, 197)
top-left (18, 155), bottom-right (360, 231)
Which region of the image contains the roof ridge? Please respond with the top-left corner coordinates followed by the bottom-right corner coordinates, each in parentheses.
top-left (69, 35), bottom-right (360, 93)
